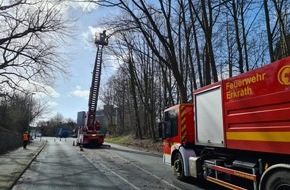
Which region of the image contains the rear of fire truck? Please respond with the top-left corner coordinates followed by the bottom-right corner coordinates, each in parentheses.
top-left (160, 56), bottom-right (290, 190)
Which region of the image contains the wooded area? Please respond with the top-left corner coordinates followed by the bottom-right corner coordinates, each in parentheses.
top-left (0, 0), bottom-right (72, 134)
top-left (96, 0), bottom-right (290, 139)
top-left (0, 0), bottom-right (289, 140)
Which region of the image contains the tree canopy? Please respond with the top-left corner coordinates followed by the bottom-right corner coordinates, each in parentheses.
top-left (95, 0), bottom-right (290, 139)
top-left (0, 0), bottom-right (74, 133)
top-left (0, 0), bottom-right (72, 95)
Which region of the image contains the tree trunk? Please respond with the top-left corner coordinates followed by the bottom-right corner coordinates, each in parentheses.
top-left (128, 56), bottom-right (142, 139)
top-left (263, 0), bottom-right (275, 62)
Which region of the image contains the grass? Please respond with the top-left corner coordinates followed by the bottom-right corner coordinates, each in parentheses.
top-left (105, 134), bottom-right (163, 155)
top-left (105, 134), bottom-right (134, 145)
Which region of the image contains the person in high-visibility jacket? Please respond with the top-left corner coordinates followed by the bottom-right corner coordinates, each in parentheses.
top-left (22, 131), bottom-right (29, 149)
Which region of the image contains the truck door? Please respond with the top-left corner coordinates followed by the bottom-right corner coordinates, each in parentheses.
top-left (195, 85), bottom-right (225, 147)
top-left (162, 107), bottom-right (179, 164)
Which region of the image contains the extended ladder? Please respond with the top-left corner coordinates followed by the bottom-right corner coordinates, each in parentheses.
top-left (87, 31), bottom-right (108, 130)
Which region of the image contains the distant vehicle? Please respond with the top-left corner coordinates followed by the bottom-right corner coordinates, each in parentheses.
top-left (35, 132), bottom-right (42, 137)
top-left (57, 128), bottom-right (70, 138)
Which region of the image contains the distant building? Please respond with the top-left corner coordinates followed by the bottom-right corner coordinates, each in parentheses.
top-left (77, 111), bottom-right (86, 127)
top-left (77, 105), bottom-right (120, 132)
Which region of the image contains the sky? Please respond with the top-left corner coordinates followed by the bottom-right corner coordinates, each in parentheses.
top-left (34, 2), bottom-right (118, 123)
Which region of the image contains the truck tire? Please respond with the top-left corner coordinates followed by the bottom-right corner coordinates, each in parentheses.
top-left (173, 153), bottom-right (185, 180)
top-left (265, 170), bottom-right (290, 190)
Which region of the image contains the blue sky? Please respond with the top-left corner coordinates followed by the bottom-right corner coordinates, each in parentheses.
top-left (35, 2), bottom-right (117, 122)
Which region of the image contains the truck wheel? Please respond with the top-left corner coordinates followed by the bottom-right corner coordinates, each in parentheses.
top-left (265, 170), bottom-right (290, 190)
top-left (173, 153), bottom-right (185, 180)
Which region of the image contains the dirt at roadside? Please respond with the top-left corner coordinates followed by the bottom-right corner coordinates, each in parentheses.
top-left (106, 136), bottom-right (163, 156)
top-left (128, 139), bottom-right (163, 155)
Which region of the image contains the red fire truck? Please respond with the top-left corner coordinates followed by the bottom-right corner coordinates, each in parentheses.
top-left (159, 56), bottom-right (290, 190)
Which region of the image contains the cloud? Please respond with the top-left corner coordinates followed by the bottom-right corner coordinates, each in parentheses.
top-left (81, 26), bottom-right (108, 51)
top-left (64, 1), bottom-right (99, 12)
top-left (0, 79), bottom-right (60, 99)
top-left (45, 0), bottom-right (99, 13)
top-left (3, 0), bottom-right (99, 12)
top-left (70, 85), bottom-right (89, 99)
top-left (31, 97), bottom-right (59, 124)
top-left (35, 100), bottom-right (58, 122)
top-left (21, 81), bottom-right (61, 99)
top-left (37, 85), bottom-right (60, 99)
top-left (81, 30), bottom-right (95, 51)
top-left (47, 101), bottom-right (58, 107)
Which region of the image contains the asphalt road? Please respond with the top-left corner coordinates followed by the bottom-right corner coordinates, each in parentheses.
top-left (12, 137), bottom-right (226, 190)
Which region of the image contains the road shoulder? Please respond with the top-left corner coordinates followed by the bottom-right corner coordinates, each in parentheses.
top-left (0, 139), bottom-right (46, 190)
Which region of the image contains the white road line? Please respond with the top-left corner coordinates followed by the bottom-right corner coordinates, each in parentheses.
top-left (82, 153), bottom-right (141, 190)
top-left (106, 150), bottom-right (182, 190)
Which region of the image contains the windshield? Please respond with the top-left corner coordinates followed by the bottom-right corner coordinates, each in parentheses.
top-left (164, 108), bottom-right (178, 138)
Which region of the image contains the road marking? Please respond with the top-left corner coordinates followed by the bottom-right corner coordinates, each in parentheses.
top-left (82, 153), bottom-right (141, 190)
top-left (107, 150), bottom-right (182, 190)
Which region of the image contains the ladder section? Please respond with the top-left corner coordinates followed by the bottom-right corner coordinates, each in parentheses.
top-left (88, 45), bottom-right (103, 115)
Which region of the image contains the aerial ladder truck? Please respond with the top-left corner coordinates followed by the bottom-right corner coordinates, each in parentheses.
top-left (77, 30), bottom-right (108, 149)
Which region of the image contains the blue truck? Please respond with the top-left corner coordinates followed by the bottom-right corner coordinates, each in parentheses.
top-left (57, 128), bottom-right (70, 138)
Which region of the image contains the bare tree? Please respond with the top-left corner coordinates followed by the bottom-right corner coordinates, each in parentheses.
top-left (94, 0), bottom-right (189, 103)
top-left (272, 0), bottom-right (290, 60)
top-left (108, 71), bottom-right (131, 134)
top-left (264, 0), bottom-right (275, 62)
top-left (0, 93), bottom-right (39, 133)
top-left (0, 0), bottom-right (73, 94)
top-left (90, 0), bottom-right (289, 140)
top-left (263, 0), bottom-right (290, 61)
top-left (190, 0), bottom-right (219, 84)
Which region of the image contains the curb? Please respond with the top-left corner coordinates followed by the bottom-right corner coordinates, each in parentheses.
top-left (8, 141), bottom-right (47, 190)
